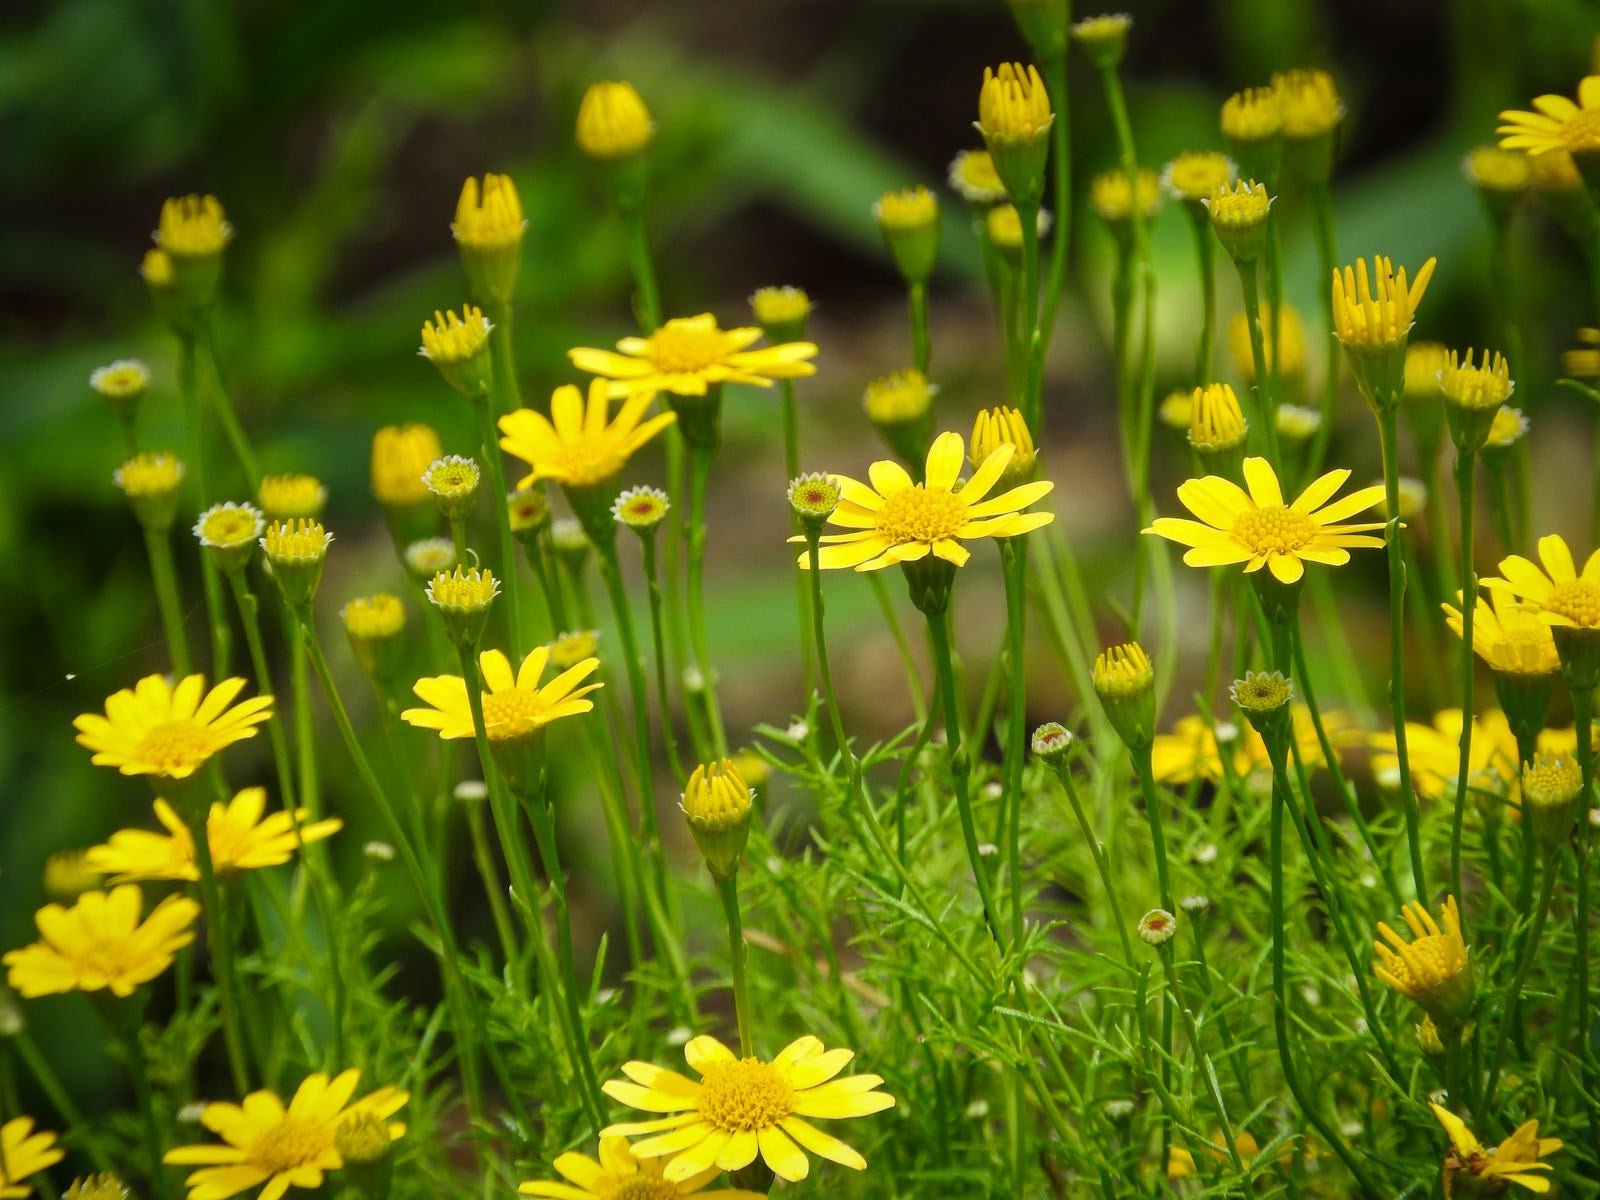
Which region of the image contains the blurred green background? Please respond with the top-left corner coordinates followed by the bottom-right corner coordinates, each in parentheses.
top-left (4, 0), bottom-right (1600, 1097)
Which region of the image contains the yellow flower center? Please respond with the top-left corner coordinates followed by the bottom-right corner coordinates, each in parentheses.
top-left (481, 687), bottom-right (551, 741)
top-left (1548, 579), bottom-right (1600, 626)
top-left (875, 486), bottom-right (968, 545)
top-left (609, 1178), bottom-right (677, 1200)
top-left (135, 720), bottom-right (218, 776)
top-left (426, 459), bottom-right (479, 496)
top-left (1384, 934), bottom-right (1459, 994)
top-left (250, 1118), bottom-right (329, 1175)
top-left (647, 325), bottom-right (726, 374)
top-left (552, 443), bottom-right (628, 489)
top-left (1562, 108), bottom-right (1600, 152)
top-left (1232, 504), bottom-right (1315, 555)
top-left (199, 508), bottom-right (262, 548)
top-left (697, 1059), bottom-right (794, 1133)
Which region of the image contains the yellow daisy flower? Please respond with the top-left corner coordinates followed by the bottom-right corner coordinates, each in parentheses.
top-left (1498, 75), bottom-right (1600, 157)
top-left (1369, 709), bottom-right (1520, 802)
top-left (1144, 456), bottom-right (1386, 584)
top-left (0, 1119), bottom-right (64, 1199)
top-left (164, 1070), bottom-right (407, 1200)
top-left (85, 790), bottom-right (342, 884)
top-left (498, 380), bottom-right (677, 491)
top-left (1371, 895), bottom-right (1472, 1022)
top-left (1150, 707), bottom-right (1349, 785)
top-left (401, 647), bottom-right (601, 742)
top-left (569, 313), bottom-right (817, 399)
top-left (1442, 590), bottom-right (1560, 677)
top-left (601, 1034), bottom-right (894, 1183)
top-left (1486, 534), bottom-right (1600, 629)
top-left (519, 1136), bottom-right (766, 1200)
top-left (1429, 1104), bottom-right (1562, 1199)
top-left (3, 885), bottom-right (198, 998)
top-left (797, 431), bottom-right (1054, 571)
top-left (73, 674), bottom-right (273, 781)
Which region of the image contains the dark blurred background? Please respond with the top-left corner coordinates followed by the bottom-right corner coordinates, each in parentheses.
top-left (3, 0), bottom-right (1599, 1091)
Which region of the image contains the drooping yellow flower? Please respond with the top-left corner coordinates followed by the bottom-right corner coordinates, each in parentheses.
top-left (576, 81), bottom-right (655, 160)
top-left (1145, 456), bottom-right (1386, 584)
top-left (403, 646), bottom-right (601, 742)
top-left (1498, 76), bottom-right (1600, 157)
top-left (1486, 534), bottom-right (1600, 629)
top-left (0, 1118), bottom-right (64, 1199)
top-left (601, 1034), bottom-right (894, 1183)
top-left (499, 379), bottom-right (677, 491)
top-left (1332, 255), bottom-right (1437, 350)
top-left (3, 885), bottom-right (198, 998)
top-left (520, 1136), bottom-right (766, 1200)
top-left (797, 431), bottom-right (1054, 571)
top-left (1369, 709), bottom-right (1521, 802)
top-left (1429, 1104), bottom-right (1562, 1199)
top-left (73, 674), bottom-right (273, 781)
top-left (570, 314), bottom-right (817, 399)
top-left (85, 790), bottom-right (341, 884)
top-left (164, 1070), bottom-right (408, 1200)
top-left (1442, 590), bottom-right (1560, 677)
top-left (1372, 895), bottom-right (1472, 1022)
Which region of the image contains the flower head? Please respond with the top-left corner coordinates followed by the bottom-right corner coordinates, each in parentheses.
top-left (1095, 642), bottom-right (1156, 750)
top-left (976, 62), bottom-right (1053, 142)
top-left (1089, 167), bottom-right (1162, 224)
top-left (257, 474), bottom-right (327, 521)
top-left (1220, 86), bottom-right (1282, 142)
top-left (0, 1119), bottom-right (64, 1199)
top-left (1440, 350), bottom-right (1514, 454)
top-left (260, 520), bottom-right (332, 606)
top-left (788, 473), bottom-right (841, 533)
top-left (797, 431), bottom-right (1053, 572)
top-left (342, 594), bottom-right (407, 681)
top-left (4, 885), bottom-right (197, 998)
top-left (1464, 145), bottom-right (1531, 193)
top-left (453, 174), bottom-right (525, 250)
top-left (86, 790), bottom-right (340, 884)
top-left (1070, 15), bottom-right (1132, 66)
top-left (372, 424), bottom-right (442, 508)
top-left (572, 314), bottom-right (817, 400)
top-left (1204, 179), bottom-right (1272, 261)
top-left (863, 369), bottom-right (936, 425)
top-left (423, 455), bottom-right (480, 519)
top-left (403, 538), bottom-right (456, 580)
top-left (681, 759), bottom-right (754, 878)
top-left (1138, 909), bottom-right (1177, 946)
top-left (874, 186), bottom-right (940, 280)
top-left (1031, 722), bottom-right (1074, 763)
top-left (1145, 456), bottom-right (1385, 585)
top-left (1443, 590), bottom-right (1559, 677)
top-left (1522, 753), bottom-right (1583, 846)
top-left (1231, 670), bottom-right (1292, 714)
top-left (1272, 68), bottom-right (1343, 139)
top-left (1563, 327), bottom-right (1600, 379)
top-left (1498, 75), bottom-right (1600, 157)
top-left (749, 287), bottom-right (812, 343)
top-left (1162, 151), bottom-right (1236, 203)
top-left (547, 630), bottom-right (601, 670)
top-left (142, 249), bottom-right (173, 286)
top-left (426, 566), bottom-right (499, 616)
top-left (157, 195), bottom-right (233, 258)
top-left (576, 81), bottom-right (655, 160)
top-left (1332, 255), bottom-right (1437, 351)
top-left (114, 452), bottom-right (185, 500)
top-left (948, 149), bottom-right (1007, 205)
top-left (1369, 709), bottom-right (1521, 803)
top-left (983, 204), bottom-right (1051, 252)
top-left (419, 306), bottom-right (494, 397)
top-left (1187, 383), bottom-right (1247, 453)
top-left (1487, 534), bottom-right (1600, 630)
top-left (500, 379), bottom-right (676, 493)
top-left (164, 1070), bottom-right (407, 1200)
top-left (1429, 1104), bottom-right (1561, 1199)
top-left (601, 1034), bottom-right (894, 1183)
top-left (970, 406), bottom-right (1035, 486)
top-left (403, 646), bottom-right (600, 743)
top-left (1372, 895), bottom-right (1473, 1023)
top-left (90, 360), bottom-right (150, 402)
top-left (613, 485), bottom-right (671, 532)
top-left (521, 1136), bottom-right (765, 1200)
top-left (63, 1175), bottom-right (128, 1200)
top-left (73, 674), bottom-right (273, 781)
top-left (1486, 406), bottom-right (1530, 449)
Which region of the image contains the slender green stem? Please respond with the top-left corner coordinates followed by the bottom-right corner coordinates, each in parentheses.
top-left (142, 527), bottom-right (192, 676)
top-left (486, 300), bottom-right (522, 417)
top-left (287, 621), bottom-right (320, 823)
top-left (1482, 855), bottom-right (1558, 1112)
top-left (200, 317), bottom-right (260, 488)
top-left (806, 540), bottom-right (852, 760)
top-left (1263, 741), bottom-right (1380, 1195)
top-left (1303, 183), bottom-right (1340, 482)
top-left (1235, 260), bottom-right (1282, 464)
top-left (640, 536), bottom-right (687, 786)
top-left (182, 795), bottom-right (251, 1096)
top-left (111, 1003), bottom-right (174, 1200)
top-left (1017, 200), bottom-right (1044, 435)
top-left (715, 875), bottom-right (755, 1057)
top-left (780, 381), bottom-right (816, 695)
top-left (925, 610), bottom-right (1004, 941)
top-left (685, 444), bottom-right (728, 756)
top-left (226, 574), bottom-right (294, 811)
top-left (1039, 51), bottom-right (1072, 345)
top-left (1000, 540), bottom-right (1029, 946)
top-left (12, 1033), bottom-right (112, 1171)
top-left (1450, 451), bottom-right (1478, 912)
top-left (1377, 404), bottom-right (1428, 898)
top-left (868, 572), bottom-right (926, 723)
top-left (621, 205), bottom-right (662, 331)
top-left (1187, 207), bottom-right (1217, 383)
top-left (1131, 746), bottom-right (1174, 912)
top-left (464, 795), bottom-right (519, 964)
top-left (1570, 681), bottom-right (1596, 1141)
top-left (909, 279), bottom-right (931, 375)
top-left (1053, 766), bottom-right (1136, 967)
top-left (1155, 948), bottom-right (1245, 1173)
top-left (471, 395), bottom-right (524, 656)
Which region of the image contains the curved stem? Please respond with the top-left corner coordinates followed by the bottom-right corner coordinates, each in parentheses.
top-left (621, 205), bottom-right (661, 331)
top-left (1053, 767), bottom-right (1135, 967)
top-left (640, 536), bottom-right (687, 786)
top-left (183, 795), bottom-right (251, 1096)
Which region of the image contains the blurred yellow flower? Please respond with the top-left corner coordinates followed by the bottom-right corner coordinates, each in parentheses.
top-left (371, 424), bottom-right (442, 507)
top-left (1369, 708), bottom-right (1520, 802)
top-left (156, 195), bottom-right (233, 258)
top-left (0, 1118), bottom-right (64, 1199)
top-left (403, 647), bottom-right (601, 742)
top-left (520, 1137), bottom-right (765, 1200)
top-left (499, 379), bottom-right (676, 491)
top-left (1372, 895), bottom-right (1472, 1021)
top-left (571, 314), bottom-right (816, 399)
top-left (576, 81), bottom-right (655, 160)
top-left (73, 674), bottom-right (273, 781)
top-left (1498, 76), bottom-right (1600, 157)
top-left (4, 885), bottom-right (197, 998)
top-left (1443, 590), bottom-right (1560, 677)
top-left (1487, 534), bottom-right (1600, 630)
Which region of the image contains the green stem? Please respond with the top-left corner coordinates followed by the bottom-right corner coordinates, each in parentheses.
top-left (925, 610), bottom-right (1004, 941)
top-left (486, 300), bottom-right (522, 418)
top-left (621, 205), bottom-right (662, 331)
top-left (807, 539), bottom-right (852, 760)
top-left (12, 1033), bottom-right (111, 1172)
top-left (715, 875), bottom-right (755, 1057)
top-left (1155, 948), bottom-right (1245, 1173)
top-left (1001, 540), bottom-right (1029, 947)
top-left (1131, 746), bottom-right (1174, 912)
top-left (1017, 200), bottom-right (1043, 435)
top-left (1303, 183), bottom-right (1340, 482)
top-left (1235, 259), bottom-right (1282, 464)
top-left (640, 536), bottom-right (687, 786)
top-left (685, 444), bottom-right (728, 756)
top-left (1450, 451), bottom-right (1478, 913)
top-left (142, 527), bottom-right (192, 676)
top-left (464, 794), bottom-right (519, 964)
top-left (1054, 766), bottom-right (1136, 967)
top-left (288, 622), bottom-right (320, 824)
top-left (869, 573), bottom-right (926, 723)
top-left (1482, 855), bottom-right (1558, 1112)
top-left (200, 317), bottom-right (260, 488)
top-left (471, 395), bottom-right (524, 657)
top-left (183, 794), bottom-right (251, 1096)
top-left (1571, 680), bottom-right (1596, 1141)
top-left (909, 279), bottom-right (931, 375)
top-left (1188, 207), bottom-right (1217, 383)
top-left (1377, 404), bottom-right (1429, 899)
top-left (780, 381), bottom-right (815, 695)
top-left (227, 574), bottom-right (294, 811)
top-left (1039, 51), bottom-right (1073, 345)
top-left (112, 1003), bottom-right (174, 1200)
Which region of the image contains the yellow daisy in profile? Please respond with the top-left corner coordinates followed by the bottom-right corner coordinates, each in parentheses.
top-left (4, 885), bottom-right (198, 998)
top-left (0, 1118), bottom-right (64, 1199)
top-left (402, 647), bottom-right (601, 742)
top-left (73, 674), bottom-right (273, 781)
top-left (798, 431), bottom-right (1053, 571)
top-left (164, 1070), bottom-right (407, 1200)
top-left (1145, 457), bottom-right (1386, 584)
top-left (499, 380), bottom-right (677, 492)
top-left (601, 1034), bottom-right (894, 1183)
top-left (1443, 590), bottom-right (1560, 677)
top-left (1485, 534), bottom-right (1600, 630)
top-left (86, 790), bottom-right (341, 884)
top-left (1372, 895), bottom-right (1472, 1023)
top-left (519, 1136), bottom-right (766, 1200)
top-left (1498, 76), bottom-right (1600, 157)
top-left (570, 313), bottom-right (817, 399)
top-left (1430, 1104), bottom-right (1562, 1199)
